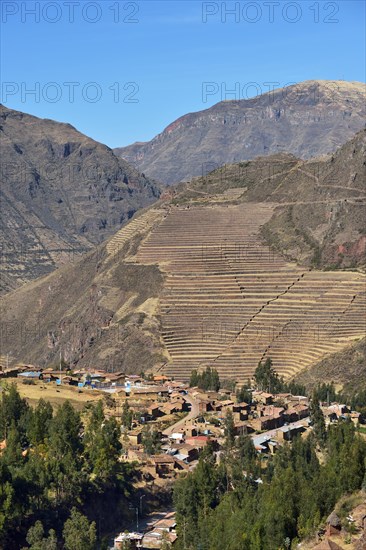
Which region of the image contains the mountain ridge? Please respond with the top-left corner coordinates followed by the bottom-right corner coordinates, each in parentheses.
top-left (115, 80), bottom-right (366, 184)
top-left (0, 104), bottom-right (161, 293)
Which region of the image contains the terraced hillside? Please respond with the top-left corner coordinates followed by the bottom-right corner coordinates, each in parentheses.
top-left (1, 133), bottom-right (365, 381)
top-left (133, 204), bottom-right (365, 381)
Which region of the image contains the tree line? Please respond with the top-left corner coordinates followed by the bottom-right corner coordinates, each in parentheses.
top-left (0, 383), bottom-right (136, 549)
top-left (173, 409), bottom-right (366, 549)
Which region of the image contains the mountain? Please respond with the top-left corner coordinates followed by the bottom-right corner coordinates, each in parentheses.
top-left (1, 132), bottom-right (365, 383)
top-left (179, 128), bottom-right (366, 270)
top-left (0, 105), bottom-right (161, 293)
top-left (115, 80), bottom-right (366, 184)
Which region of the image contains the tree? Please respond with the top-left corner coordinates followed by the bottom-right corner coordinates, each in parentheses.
top-left (254, 358), bottom-right (281, 393)
top-left (28, 399), bottom-right (53, 446)
top-left (63, 508), bottom-right (96, 550)
top-left (236, 383), bottom-right (252, 404)
top-left (189, 369), bottom-right (199, 388)
top-left (47, 401), bottom-right (83, 503)
top-left (121, 400), bottom-right (133, 430)
top-left (309, 393), bottom-right (326, 445)
top-left (0, 383), bottom-right (29, 441)
top-left (2, 421), bottom-right (23, 468)
top-left (189, 367), bottom-right (220, 391)
top-left (141, 426), bottom-right (161, 455)
top-left (25, 520), bottom-right (57, 550)
top-left (83, 402), bottom-right (122, 484)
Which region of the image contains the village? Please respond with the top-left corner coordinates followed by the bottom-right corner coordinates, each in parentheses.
top-left (1, 362), bottom-right (365, 549)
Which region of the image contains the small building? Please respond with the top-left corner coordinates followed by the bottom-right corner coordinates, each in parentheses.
top-left (252, 391), bottom-right (273, 405)
top-left (147, 403), bottom-right (164, 419)
top-left (283, 403), bottom-right (309, 423)
top-left (169, 433), bottom-right (185, 443)
top-left (250, 414), bottom-right (284, 432)
top-left (129, 430), bottom-right (143, 446)
top-left (198, 399), bottom-right (214, 413)
top-left (105, 372), bottom-right (126, 385)
top-left (160, 402), bottom-right (183, 415)
top-left (183, 425), bottom-right (198, 438)
top-left (234, 422), bottom-right (254, 436)
top-left (114, 532), bottom-right (143, 550)
top-left (276, 423), bottom-right (306, 442)
top-left (170, 443), bottom-right (199, 462)
top-left (153, 375), bottom-right (171, 383)
top-left (150, 455), bottom-right (187, 477)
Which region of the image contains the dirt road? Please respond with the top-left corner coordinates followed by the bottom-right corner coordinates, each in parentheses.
top-left (162, 393), bottom-right (200, 436)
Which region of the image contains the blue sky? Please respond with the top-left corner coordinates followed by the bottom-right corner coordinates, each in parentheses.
top-left (1, 0), bottom-right (365, 148)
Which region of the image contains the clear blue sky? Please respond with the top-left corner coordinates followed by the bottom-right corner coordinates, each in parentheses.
top-left (1, 0), bottom-right (365, 148)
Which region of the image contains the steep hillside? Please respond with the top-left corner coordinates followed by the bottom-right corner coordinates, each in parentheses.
top-left (115, 80), bottom-right (366, 184)
top-left (1, 132), bottom-right (365, 381)
top-left (0, 207), bottom-right (169, 373)
top-left (0, 105), bottom-right (161, 293)
top-left (175, 129), bottom-right (366, 269)
top-left (296, 338), bottom-right (366, 393)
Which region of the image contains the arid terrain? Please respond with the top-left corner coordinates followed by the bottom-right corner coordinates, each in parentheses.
top-left (1, 131), bottom-right (365, 385)
top-left (116, 80), bottom-right (366, 184)
top-left (0, 104), bottom-right (161, 293)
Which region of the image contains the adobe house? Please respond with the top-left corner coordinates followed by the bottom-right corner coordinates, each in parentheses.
top-left (198, 399), bottom-right (215, 413)
top-left (151, 455), bottom-right (188, 477)
top-left (252, 391), bottom-right (274, 405)
top-left (128, 430), bottom-right (143, 446)
top-left (234, 422), bottom-right (254, 436)
top-left (183, 425), bottom-right (198, 437)
top-left (114, 532), bottom-right (143, 550)
top-left (147, 403), bottom-right (164, 419)
top-left (171, 443), bottom-right (199, 462)
top-left (105, 372), bottom-right (126, 385)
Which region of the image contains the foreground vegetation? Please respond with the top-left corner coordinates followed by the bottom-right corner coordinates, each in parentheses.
top-left (173, 416), bottom-right (366, 549)
top-left (0, 384), bottom-right (136, 549)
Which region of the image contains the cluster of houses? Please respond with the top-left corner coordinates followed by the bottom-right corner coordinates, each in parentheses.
top-left (121, 386), bottom-right (363, 477)
top-left (1, 363), bottom-right (364, 549)
top-left (0, 364), bottom-right (127, 387)
top-left (115, 384), bottom-right (364, 549)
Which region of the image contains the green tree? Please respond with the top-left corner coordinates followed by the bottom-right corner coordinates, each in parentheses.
top-left (141, 426), bottom-right (161, 455)
top-left (25, 520), bottom-right (57, 550)
top-left (121, 400), bottom-right (133, 430)
top-left (47, 401), bottom-right (83, 504)
top-left (28, 399), bottom-right (53, 446)
top-left (189, 369), bottom-right (199, 387)
top-left (254, 358), bottom-right (281, 393)
top-left (84, 401), bottom-right (122, 483)
top-left (63, 508), bottom-right (96, 550)
top-left (309, 393), bottom-right (326, 445)
top-left (0, 383), bottom-right (29, 441)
